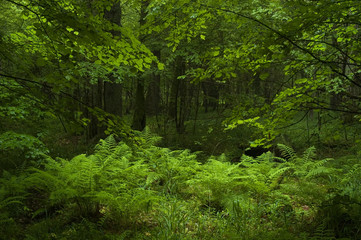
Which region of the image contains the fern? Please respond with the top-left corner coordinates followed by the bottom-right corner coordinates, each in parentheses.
top-left (138, 126), bottom-right (163, 147)
top-left (255, 151), bottom-right (274, 162)
top-left (1, 132), bottom-right (352, 239)
top-left (23, 135), bottom-right (160, 224)
top-left (305, 159), bottom-right (334, 179)
top-left (277, 144), bottom-right (297, 162)
top-left (187, 159), bottom-right (244, 209)
top-left (274, 145), bottom-right (335, 181)
top-left (0, 171), bottom-right (28, 238)
top-left (0, 196), bottom-right (24, 224)
top-left (303, 146), bottom-right (316, 162)
top-left (93, 134), bottom-right (118, 160)
top-left (340, 164), bottom-right (361, 201)
top-left (269, 166), bottom-right (293, 180)
top-left (311, 222), bottom-right (336, 240)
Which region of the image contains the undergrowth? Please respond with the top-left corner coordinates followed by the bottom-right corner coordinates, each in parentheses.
top-left (1, 131), bottom-right (361, 239)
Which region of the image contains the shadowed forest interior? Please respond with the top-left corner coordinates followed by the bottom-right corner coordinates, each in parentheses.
top-left (1, 0), bottom-right (361, 239)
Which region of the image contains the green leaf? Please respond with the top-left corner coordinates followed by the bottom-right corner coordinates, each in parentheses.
top-left (135, 59), bottom-right (143, 68)
top-left (158, 62), bottom-right (165, 70)
top-left (144, 57), bottom-right (152, 64)
top-left (260, 73), bottom-right (269, 80)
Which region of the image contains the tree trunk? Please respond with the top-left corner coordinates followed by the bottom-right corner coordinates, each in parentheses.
top-left (168, 55), bottom-right (187, 133)
top-left (104, 80), bottom-right (122, 117)
top-left (146, 50), bottom-right (161, 116)
top-left (132, 79), bottom-right (146, 130)
top-left (104, 2), bottom-right (123, 117)
top-left (131, 0), bottom-right (149, 131)
top-left (202, 80), bottom-right (219, 112)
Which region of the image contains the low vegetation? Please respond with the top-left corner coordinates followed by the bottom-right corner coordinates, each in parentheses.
top-left (1, 131), bottom-right (361, 239)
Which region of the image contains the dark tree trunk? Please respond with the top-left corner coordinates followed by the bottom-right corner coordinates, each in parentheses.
top-left (168, 76), bottom-right (179, 121)
top-left (89, 82), bottom-right (101, 138)
top-left (104, 3), bottom-right (123, 117)
top-left (146, 50), bottom-right (161, 116)
top-left (202, 80), bottom-right (219, 112)
top-left (104, 80), bottom-right (122, 117)
top-left (131, 0), bottom-right (149, 131)
top-left (193, 83), bottom-right (201, 134)
top-left (168, 55), bottom-right (187, 133)
top-left (132, 79), bottom-right (146, 131)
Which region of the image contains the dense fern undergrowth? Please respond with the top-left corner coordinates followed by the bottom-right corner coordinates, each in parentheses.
top-left (1, 130), bottom-right (361, 240)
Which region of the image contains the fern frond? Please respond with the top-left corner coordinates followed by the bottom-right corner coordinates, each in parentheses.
top-left (314, 158), bottom-right (332, 168)
top-left (256, 151), bottom-right (273, 162)
top-left (312, 221), bottom-right (336, 240)
top-left (342, 164), bottom-right (361, 184)
top-left (269, 166), bottom-right (293, 179)
top-left (273, 157), bottom-right (286, 163)
top-left (277, 144), bottom-right (297, 162)
top-left (306, 167), bottom-right (333, 179)
top-left (303, 146), bottom-right (316, 162)
top-left (145, 172), bottom-right (162, 188)
top-left (136, 126), bottom-right (162, 147)
top-left (0, 196), bottom-right (23, 209)
top-left (94, 135), bottom-right (118, 159)
top-left (240, 155), bottom-right (257, 166)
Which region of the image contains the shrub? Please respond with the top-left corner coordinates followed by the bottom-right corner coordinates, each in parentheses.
top-left (0, 131), bottom-right (49, 172)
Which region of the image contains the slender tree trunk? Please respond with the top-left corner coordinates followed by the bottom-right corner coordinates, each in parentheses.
top-left (177, 78), bottom-right (186, 133)
top-left (193, 84), bottom-right (201, 134)
top-left (131, 0), bottom-right (149, 131)
top-left (168, 75), bottom-right (179, 122)
top-left (146, 50), bottom-right (161, 116)
top-left (104, 81), bottom-right (122, 117)
top-left (89, 83), bottom-right (100, 138)
top-left (168, 55), bottom-right (187, 133)
top-left (132, 79), bottom-right (146, 130)
top-left (202, 80), bottom-right (219, 112)
top-left (104, 3), bottom-right (123, 117)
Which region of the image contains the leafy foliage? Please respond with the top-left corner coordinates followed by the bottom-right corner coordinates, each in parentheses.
top-left (0, 131), bottom-right (49, 172)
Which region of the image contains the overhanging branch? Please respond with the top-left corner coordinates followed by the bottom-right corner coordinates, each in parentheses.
top-left (0, 72), bottom-right (88, 106)
top-left (199, 3), bottom-right (361, 89)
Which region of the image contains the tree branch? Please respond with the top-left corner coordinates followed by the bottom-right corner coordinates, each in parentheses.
top-left (199, 3), bottom-right (361, 89)
top-left (0, 72), bottom-right (88, 106)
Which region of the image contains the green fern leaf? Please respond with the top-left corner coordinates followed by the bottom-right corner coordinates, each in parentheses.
top-left (303, 146), bottom-right (316, 162)
top-left (277, 144), bottom-right (297, 162)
